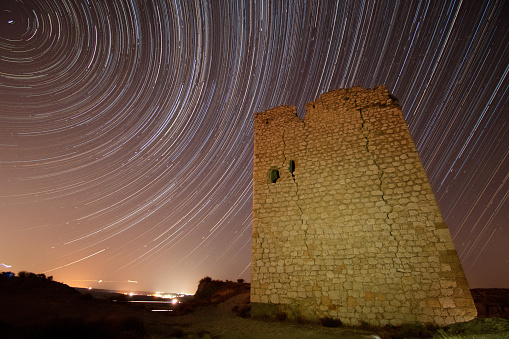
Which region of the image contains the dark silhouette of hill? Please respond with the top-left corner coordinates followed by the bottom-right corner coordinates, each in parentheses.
top-left (471, 288), bottom-right (509, 319)
top-left (194, 277), bottom-right (249, 303)
top-left (1, 272), bottom-right (81, 299)
top-left (2, 272), bottom-right (509, 338)
top-left (0, 272), bottom-right (145, 338)
top-left (172, 276), bottom-right (251, 316)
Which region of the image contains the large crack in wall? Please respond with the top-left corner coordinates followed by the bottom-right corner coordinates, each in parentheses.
top-left (281, 126), bottom-right (309, 254)
top-left (359, 108), bottom-right (402, 271)
top-left (281, 129), bottom-right (288, 168)
top-left (253, 88), bottom-right (477, 325)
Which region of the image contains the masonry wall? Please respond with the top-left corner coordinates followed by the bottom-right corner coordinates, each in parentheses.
top-left (251, 86), bottom-right (477, 326)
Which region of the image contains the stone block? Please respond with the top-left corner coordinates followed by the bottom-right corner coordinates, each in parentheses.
top-left (252, 86), bottom-right (476, 326)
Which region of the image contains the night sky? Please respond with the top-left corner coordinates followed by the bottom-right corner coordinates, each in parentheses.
top-left (1, 0), bottom-right (507, 294)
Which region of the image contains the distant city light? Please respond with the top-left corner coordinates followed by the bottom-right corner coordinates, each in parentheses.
top-left (153, 291), bottom-right (177, 299)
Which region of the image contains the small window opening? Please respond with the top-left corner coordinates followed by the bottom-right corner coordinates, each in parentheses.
top-left (268, 169), bottom-right (279, 183)
top-left (289, 160), bottom-right (295, 174)
top-left (266, 119), bottom-right (269, 124)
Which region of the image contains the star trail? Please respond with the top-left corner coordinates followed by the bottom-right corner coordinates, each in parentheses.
top-left (0, 0), bottom-right (507, 293)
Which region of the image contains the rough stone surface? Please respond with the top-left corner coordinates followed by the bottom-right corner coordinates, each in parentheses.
top-left (251, 86), bottom-right (477, 326)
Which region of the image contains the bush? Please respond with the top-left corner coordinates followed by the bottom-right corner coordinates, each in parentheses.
top-left (360, 320), bottom-right (377, 331)
top-left (233, 304), bottom-right (251, 318)
top-left (15, 271), bottom-right (53, 281)
top-left (295, 316), bottom-right (307, 324)
top-left (389, 322), bottom-right (435, 339)
top-left (275, 312), bottom-right (287, 321)
top-left (199, 276), bottom-right (212, 284)
top-left (168, 328), bottom-right (185, 337)
top-left (1, 271), bottom-right (14, 279)
top-left (320, 316), bottom-right (343, 328)
top-left (197, 329), bottom-right (212, 337)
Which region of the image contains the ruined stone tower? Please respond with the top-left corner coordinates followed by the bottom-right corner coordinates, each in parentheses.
top-left (251, 86), bottom-right (477, 326)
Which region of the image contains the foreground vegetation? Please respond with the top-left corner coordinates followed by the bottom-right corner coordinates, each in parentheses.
top-left (1, 272), bottom-right (509, 338)
top-left (1, 271), bottom-right (146, 338)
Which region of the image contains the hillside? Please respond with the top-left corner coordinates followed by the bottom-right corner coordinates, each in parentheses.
top-left (2, 272), bottom-right (509, 338)
top-left (0, 272), bottom-right (147, 338)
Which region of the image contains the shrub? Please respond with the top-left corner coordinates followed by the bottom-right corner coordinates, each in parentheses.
top-left (320, 316), bottom-right (343, 328)
top-left (275, 311), bottom-right (288, 321)
top-left (197, 329), bottom-right (212, 337)
top-left (295, 316), bottom-right (307, 324)
top-left (168, 328), bottom-right (185, 337)
top-left (1, 271), bottom-right (14, 279)
top-left (390, 322), bottom-right (435, 339)
top-left (233, 304), bottom-right (251, 318)
top-left (199, 276), bottom-right (212, 284)
top-left (360, 320), bottom-right (377, 331)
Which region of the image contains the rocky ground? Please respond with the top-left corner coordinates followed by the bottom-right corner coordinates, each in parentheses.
top-left (147, 291), bottom-right (379, 338)
top-left (1, 273), bottom-right (509, 338)
top-left (145, 289), bottom-right (509, 339)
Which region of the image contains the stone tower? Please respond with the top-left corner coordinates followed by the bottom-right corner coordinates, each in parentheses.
top-left (251, 86), bottom-right (477, 326)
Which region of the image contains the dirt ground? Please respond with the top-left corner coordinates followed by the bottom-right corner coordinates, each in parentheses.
top-left (2, 275), bottom-right (509, 338)
top-left (146, 292), bottom-right (379, 338)
top-left (146, 292), bottom-right (509, 339)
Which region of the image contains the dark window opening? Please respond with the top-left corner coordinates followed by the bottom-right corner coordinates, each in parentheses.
top-left (266, 119), bottom-right (269, 124)
top-left (268, 169), bottom-right (280, 183)
top-left (289, 160), bottom-right (295, 174)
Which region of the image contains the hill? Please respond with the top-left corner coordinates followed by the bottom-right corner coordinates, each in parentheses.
top-left (2, 272), bottom-right (509, 338)
top-left (471, 288), bottom-right (509, 319)
top-left (0, 272), bottom-right (146, 338)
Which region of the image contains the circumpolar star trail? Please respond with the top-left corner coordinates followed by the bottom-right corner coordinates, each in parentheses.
top-left (1, 0), bottom-right (507, 293)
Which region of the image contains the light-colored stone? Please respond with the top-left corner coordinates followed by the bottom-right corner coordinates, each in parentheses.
top-left (251, 86), bottom-right (476, 326)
